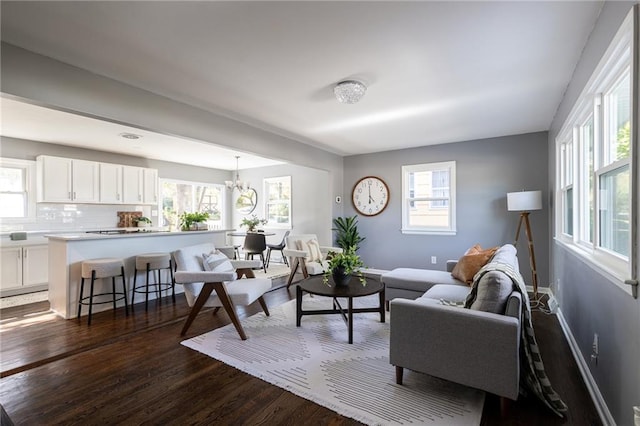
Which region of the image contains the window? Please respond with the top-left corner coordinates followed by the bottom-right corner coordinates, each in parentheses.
top-left (0, 158), bottom-right (36, 221)
top-left (402, 161), bottom-right (456, 235)
top-left (555, 10), bottom-right (635, 289)
top-left (263, 176), bottom-right (291, 228)
top-left (159, 179), bottom-right (225, 229)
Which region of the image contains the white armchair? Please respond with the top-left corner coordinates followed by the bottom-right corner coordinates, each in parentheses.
top-left (172, 243), bottom-right (271, 340)
top-left (282, 234), bottom-right (343, 288)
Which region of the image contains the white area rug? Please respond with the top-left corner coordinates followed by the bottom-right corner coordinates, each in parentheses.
top-left (182, 295), bottom-right (485, 425)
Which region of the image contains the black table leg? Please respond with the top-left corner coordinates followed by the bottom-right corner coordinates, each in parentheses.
top-left (348, 297), bottom-right (353, 344)
top-left (296, 284), bottom-right (302, 326)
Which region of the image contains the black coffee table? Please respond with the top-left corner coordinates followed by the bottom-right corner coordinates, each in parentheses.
top-left (296, 274), bottom-right (385, 344)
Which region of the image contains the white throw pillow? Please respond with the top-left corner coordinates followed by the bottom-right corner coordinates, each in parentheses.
top-left (201, 251), bottom-right (234, 273)
top-left (296, 239), bottom-right (323, 262)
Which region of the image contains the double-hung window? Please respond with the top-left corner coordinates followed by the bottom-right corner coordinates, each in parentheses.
top-left (159, 179), bottom-right (225, 229)
top-left (0, 158), bottom-right (36, 221)
top-left (555, 9), bottom-right (636, 290)
top-left (401, 161), bottom-right (456, 235)
top-left (263, 176), bottom-right (291, 228)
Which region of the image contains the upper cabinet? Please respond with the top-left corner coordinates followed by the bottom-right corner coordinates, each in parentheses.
top-left (37, 155), bottom-right (99, 203)
top-left (37, 155), bottom-right (158, 205)
top-left (99, 162), bottom-right (124, 203)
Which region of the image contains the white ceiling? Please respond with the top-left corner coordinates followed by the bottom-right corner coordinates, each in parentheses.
top-left (1, 1), bottom-right (603, 165)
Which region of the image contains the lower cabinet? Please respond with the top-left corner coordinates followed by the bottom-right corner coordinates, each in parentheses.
top-left (0, 245), bottom-right (48, 295)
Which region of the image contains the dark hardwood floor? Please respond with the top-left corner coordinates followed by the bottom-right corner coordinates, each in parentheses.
top-left (0, 278), bottom-right (601, 425)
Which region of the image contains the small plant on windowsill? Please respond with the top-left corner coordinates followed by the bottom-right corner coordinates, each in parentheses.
top-left (323, 246), bottom-right (367, 287)
top-left (179, 212), bottom-right (210, 231)
top-left (240, 214), bottom-right (268, 232)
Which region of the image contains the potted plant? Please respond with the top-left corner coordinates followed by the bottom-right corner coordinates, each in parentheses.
top-left (332, 216), bottom-right (365, 251)
top-left (134, 216), bottom-right (152, 228)
top-left (240, 214), bottom-right (267, 232)
top-left (179, 211), bottom-right (210, 231)
top-left (323, 246), bottom-right (366, 287)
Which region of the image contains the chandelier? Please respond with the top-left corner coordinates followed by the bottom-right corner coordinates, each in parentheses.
top-left (334, 80), bottom-right (367, 104)
top-left (225, 156), bottom-right (250, 192)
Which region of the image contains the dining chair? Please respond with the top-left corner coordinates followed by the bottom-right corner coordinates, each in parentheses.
top-left (243, 233), bottom-right (267, 273)
top-left (265, 230), bottom-right (290, 268)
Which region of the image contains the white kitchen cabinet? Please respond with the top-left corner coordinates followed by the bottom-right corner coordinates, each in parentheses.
top-left (122, 165), bottom-right (144, 204)
top-left (143, 168), bottom-right (158, 204)
top-left (99, 162), bottom-right (123, 203)
top-left (1, 247), bottom-right (22, 290)
top-left (37, 155), bottom-right (99, 203)
top-left (0, 245), bottom-right (48, 292)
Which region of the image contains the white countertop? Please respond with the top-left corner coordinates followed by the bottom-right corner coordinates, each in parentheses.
top-left (45, 229), bottom-right (232, 242)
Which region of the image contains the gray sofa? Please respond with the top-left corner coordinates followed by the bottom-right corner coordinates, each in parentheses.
top-left (388, 244), bottom-right (523, 400)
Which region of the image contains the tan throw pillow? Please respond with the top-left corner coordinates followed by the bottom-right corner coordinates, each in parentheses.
top-left (296, 239), bottom-right (323, 262)
top-left (452, 244), bottom-right (498, 284)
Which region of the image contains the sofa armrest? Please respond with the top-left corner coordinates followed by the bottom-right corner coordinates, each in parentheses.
top-left (231, 259), bottom-right (261, 269)
top-left (174, 271), bottom-right (237, 284)
top-left (446, 260), bottom-right (458, 272)
top-left (282, 248), bottom-right (307, 258)
top-left (390, 298), bottom-right (520, 399)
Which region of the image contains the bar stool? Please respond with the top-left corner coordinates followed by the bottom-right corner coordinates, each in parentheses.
top-left (131, 252), bottom-right (175, 311)
top-left (78, 258), bottom-right (129, 325)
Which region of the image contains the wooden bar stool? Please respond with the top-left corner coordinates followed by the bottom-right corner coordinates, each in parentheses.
top-left (78, 258), bottom-right (129, 325)
top-left (131, 253), bottom-right (175, 311)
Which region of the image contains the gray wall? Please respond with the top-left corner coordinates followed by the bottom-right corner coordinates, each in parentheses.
top-left (548, 2), bottom-right (639, 425)
top-left (344, 132), bottom-right (550, 287)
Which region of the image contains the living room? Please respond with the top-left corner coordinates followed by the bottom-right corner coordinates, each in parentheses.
top-left (1, 1), bottom-right (639, 425)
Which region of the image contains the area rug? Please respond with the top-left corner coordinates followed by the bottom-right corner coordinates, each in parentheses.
top-left (181, 295), bottom-right (485, 425)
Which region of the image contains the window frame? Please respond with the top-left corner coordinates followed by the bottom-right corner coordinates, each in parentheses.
top-left (401, 161), bottom-right (456, 235)
top-left (0, 158), bottom-right (37, 223)
top-left (263, 176), bottom-right (291, 229)
top-left (554, 9), bottom-right (636, 294)
top-left (158, 178), bottom-right (226, 230)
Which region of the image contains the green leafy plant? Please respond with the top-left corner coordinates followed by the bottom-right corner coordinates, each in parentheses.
top-left (134, 216), bottom-right (152, 224)
top-left (240, 214), bottom-right (267, 231)
top-left (332, 216), bottom-right (365, 251)
top-left (323, 246), bottom-right (366, 286)
top-left (179, 211), bottom-right (210, 231)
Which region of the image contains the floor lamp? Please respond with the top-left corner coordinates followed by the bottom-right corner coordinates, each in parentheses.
top-left (507, 190), bottom-right (542, 299)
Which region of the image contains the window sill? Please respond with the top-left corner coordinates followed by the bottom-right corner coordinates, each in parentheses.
top-left (554, 237), bottom-right (633, 297)
top-left (401, 228), bottom-right (456, 236)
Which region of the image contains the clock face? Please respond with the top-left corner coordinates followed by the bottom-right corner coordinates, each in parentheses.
top-left (352, 176), bottom-right (389, 216)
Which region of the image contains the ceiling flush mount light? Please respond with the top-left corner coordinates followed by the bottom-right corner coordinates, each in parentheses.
top-left (119, 132), bottom-right (142, 140)
top-left (225, 156), bottom-right (250, 192)
top-left (334, 80), bottom-right (367, 104)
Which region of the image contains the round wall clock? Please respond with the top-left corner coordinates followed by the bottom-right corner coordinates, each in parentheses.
top-left (352, 176), bottom-right (390, 216)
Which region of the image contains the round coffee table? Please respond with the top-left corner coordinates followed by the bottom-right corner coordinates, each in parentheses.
top-left (296, 274), bottom-right (385, 344)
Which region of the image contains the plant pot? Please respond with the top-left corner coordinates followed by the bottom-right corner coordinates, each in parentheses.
top-left (332, 267), bottom-right (351, 287)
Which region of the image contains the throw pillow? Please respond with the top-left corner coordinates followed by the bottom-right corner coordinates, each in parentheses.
top-left (201, 250), bottom-right (234, 273)
top-left (451, 244), bottom-right (499, 284)
top-left (296, 239), bottom-right (323, 262)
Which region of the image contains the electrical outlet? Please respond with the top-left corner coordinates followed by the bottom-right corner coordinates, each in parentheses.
top-left (593, 333), bottom-right (599, 355)
top-left (431, 256), bottom-right (437, 264)
top-left (547, 296), bottom-right (558, 313)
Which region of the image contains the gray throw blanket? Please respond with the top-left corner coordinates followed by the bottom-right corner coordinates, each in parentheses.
top-left (465, 262), bottom-right (568, 418)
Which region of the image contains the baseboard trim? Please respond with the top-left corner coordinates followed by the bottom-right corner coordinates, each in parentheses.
top-left (555, 305), bottom-right (616, 426)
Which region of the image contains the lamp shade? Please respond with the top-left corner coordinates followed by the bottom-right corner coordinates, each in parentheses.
top-left (507, 190), bottom-right (542, 212)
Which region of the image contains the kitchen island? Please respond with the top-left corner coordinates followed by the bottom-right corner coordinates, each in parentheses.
top-left (46, 230), bottom-right (230, 319)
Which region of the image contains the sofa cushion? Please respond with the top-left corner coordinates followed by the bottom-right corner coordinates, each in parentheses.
top-left (381, 268), bottom-right (465, 293)
top-left (296, 238), bottom-right (323, 262)
top-left (202, 251), bottom-right (234, 273)
top-left (469, 270), bottom-right (514, 314)
top-left (306, 260), bottom-right (329, 275)
top-left (451, 244), bottom-right (498, 284)
top-left (423, 284), bottom-right (471, 304)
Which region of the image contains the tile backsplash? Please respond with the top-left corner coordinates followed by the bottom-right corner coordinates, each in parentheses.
top-left (1, 203), bottom-right (153, 233)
